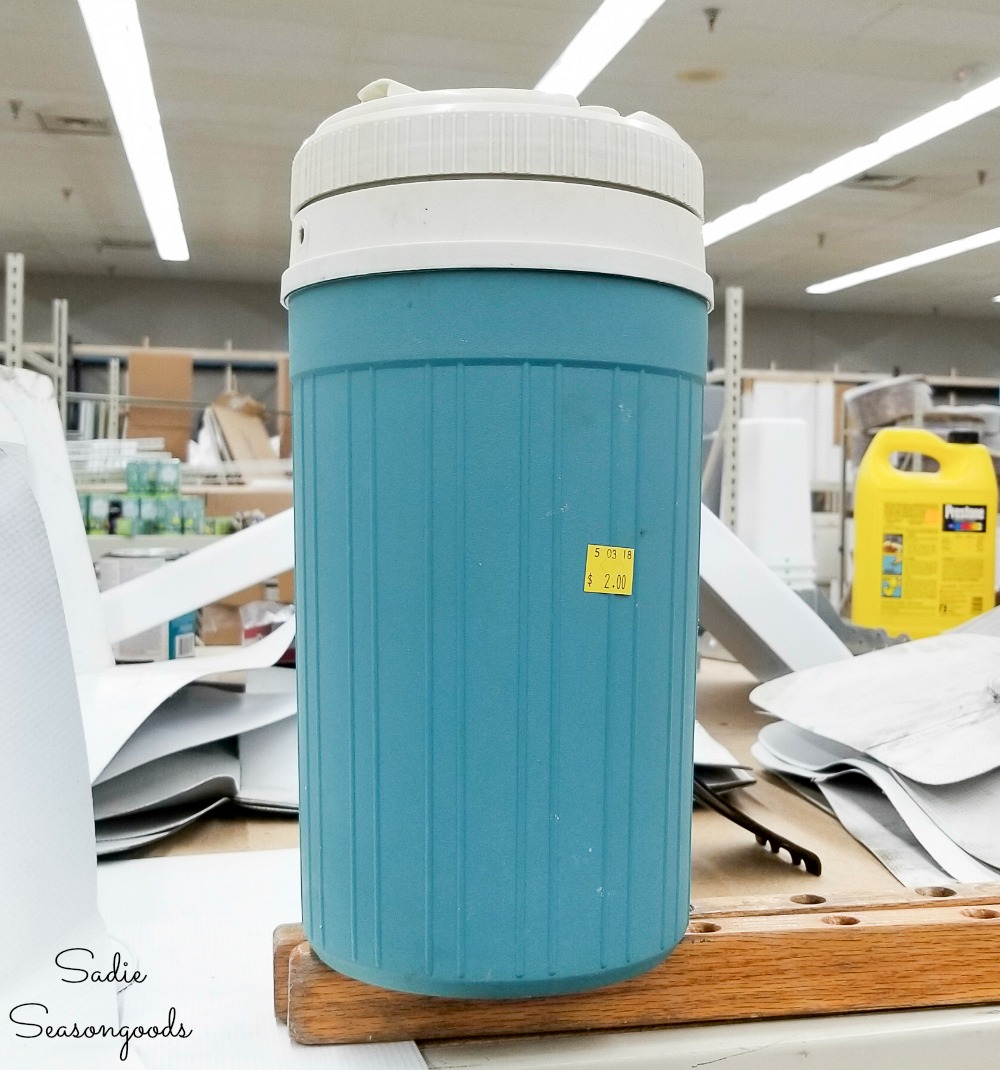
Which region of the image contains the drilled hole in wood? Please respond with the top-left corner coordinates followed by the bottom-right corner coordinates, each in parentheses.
top-left (821, 914), bottom-right (860, 926)
top-left (916, 886), bottom-right (957, 898)
top-left (961, 907), bottom-right (1000, 919)
top-left (789, 894), bottom-right (826, 905)
top-left (688, 922), bottom-right (721, 934)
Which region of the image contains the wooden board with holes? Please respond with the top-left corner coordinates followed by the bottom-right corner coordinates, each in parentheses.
top-left (273, 883), bottom-right (1000, 1046)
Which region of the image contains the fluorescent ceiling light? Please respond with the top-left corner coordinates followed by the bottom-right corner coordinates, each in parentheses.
top-left (807, 226), bottom-right (1000, 294)
top-left (535, 0), bottom-right (667, 97)
top-left (77, 0), bottom-right (189, 261)
top-left (704, 73), bottom-right (1000, 247)
top-left (992, 294), bottom-right (1000, 303)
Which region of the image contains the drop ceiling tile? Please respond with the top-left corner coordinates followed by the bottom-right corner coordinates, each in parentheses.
top-left (864, 4), bottom-right (1000, 47)
top-left (3, 0), bottom-right (1000, 317)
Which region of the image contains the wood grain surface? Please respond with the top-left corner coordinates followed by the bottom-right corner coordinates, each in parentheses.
top-left (275, 883), bottom-right (1000, 1045)
top-left (273, 922), bottom-right (305, 1021)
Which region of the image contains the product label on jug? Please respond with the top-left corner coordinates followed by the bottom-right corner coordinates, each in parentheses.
top-left (878, 499), bottom-right (991, 630)
top-left (942, 503), bottom-right (987, 532)
top-left (584, 545), bottom-right (635, 596)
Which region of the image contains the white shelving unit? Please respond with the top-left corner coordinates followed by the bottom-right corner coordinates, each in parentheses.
top-left (708, 364), bottom-right (1000, 604)
top-left (1, 251), bottom-right (290, 437)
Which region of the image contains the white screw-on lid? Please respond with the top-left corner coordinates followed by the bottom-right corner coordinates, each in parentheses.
top-left (290, 78), bottom-right (704, 220)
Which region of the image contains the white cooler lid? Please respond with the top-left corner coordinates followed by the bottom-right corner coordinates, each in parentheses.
top-left (290, 78), bottom-right (704, 221)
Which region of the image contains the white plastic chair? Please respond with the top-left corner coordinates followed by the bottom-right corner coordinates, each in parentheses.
top-left (699, 503), bottom-right (851, 680)
top-left (0, 367), bottom-right (297, 780)
top-left (0, 443), bottom-right (126, 1066)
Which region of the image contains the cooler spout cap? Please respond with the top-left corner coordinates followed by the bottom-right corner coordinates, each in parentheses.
top-left (357, 78), bottom-right (418, 103)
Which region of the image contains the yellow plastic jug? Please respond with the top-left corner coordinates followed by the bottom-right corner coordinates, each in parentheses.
top-left (852, 428), bottom-right (996, 638)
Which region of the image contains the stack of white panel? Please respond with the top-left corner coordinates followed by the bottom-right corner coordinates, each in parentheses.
top-left (751, 621), bottom-right (1000, 885)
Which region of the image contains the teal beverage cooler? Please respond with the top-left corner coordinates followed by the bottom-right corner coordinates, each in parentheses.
top-left (282, 78), bottom-right (713, 998)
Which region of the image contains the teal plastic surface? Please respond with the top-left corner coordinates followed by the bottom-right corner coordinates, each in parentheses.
top-left (289, 269), bottom-right (706, 997)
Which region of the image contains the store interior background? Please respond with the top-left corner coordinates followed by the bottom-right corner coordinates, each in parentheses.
top-left (6, 0), bottom-right (1000, 399)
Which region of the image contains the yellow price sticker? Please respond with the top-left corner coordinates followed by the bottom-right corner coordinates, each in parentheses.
top-left (584, 544), bottom-right (635, 596)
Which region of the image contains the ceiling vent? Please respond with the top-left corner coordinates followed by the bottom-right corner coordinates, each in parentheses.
top-left (841, 172), bottom-right (913, 191)
top-left (36, 112), bottom-right (111, 136)
top-left (96, 239), bottom-right (154, 253)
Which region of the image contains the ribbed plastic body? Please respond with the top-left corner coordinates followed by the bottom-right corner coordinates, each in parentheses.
top-left (852, 428), bottom-right (996, 639)
top-left (289, 269), bottom-right (706, 997)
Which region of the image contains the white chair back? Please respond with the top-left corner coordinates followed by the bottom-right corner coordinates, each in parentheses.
top-left (0, 367), bottom-right (113, 672)
top-left (0, 445), bottom-right (120, 1064)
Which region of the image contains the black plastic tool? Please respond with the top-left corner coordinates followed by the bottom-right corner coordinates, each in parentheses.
top-left (694, 777), bottom-right (822, 876)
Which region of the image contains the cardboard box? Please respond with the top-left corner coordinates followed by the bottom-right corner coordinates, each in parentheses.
top-left (126, 351), bottom-right (194, 459)
top-left (199, 602), bottom-right (245, 647)
top-left (210, 392), bottom-right (276, 462)
top-left (203, 484), bottom-right (294, 605)
top-left (213, 575), bottom-right (293, 608)
top-left (203, 487), bottom-right (292, 518)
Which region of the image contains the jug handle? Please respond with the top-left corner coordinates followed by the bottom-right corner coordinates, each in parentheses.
top-left (865, 427), bottom-right (961, 473)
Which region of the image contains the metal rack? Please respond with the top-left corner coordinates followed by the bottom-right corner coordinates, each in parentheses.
top-left (1, 252), bottom-right (290, 437)
top-left (704, 364), bottom-right (897, 599)
top-left (707, 361), bottom-right (1000, 605)
top-left (2, 252), bottom-right (70, 422)
top-left (70, 345), bottom-right (288, 439)
top-left (720, 286), bottom-right (743, 531)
